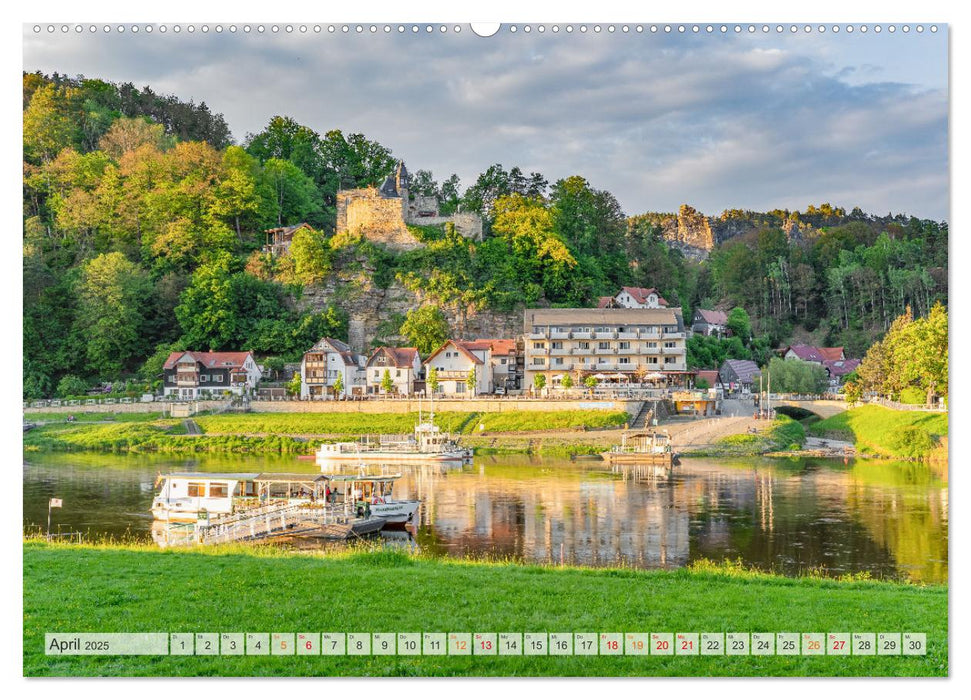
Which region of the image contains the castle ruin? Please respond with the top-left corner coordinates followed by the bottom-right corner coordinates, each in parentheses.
top-left (335, 161), bottom-right (483, 250)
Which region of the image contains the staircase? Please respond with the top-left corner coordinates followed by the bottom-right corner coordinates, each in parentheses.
top-left (630, 401), bottom-right (654, 429)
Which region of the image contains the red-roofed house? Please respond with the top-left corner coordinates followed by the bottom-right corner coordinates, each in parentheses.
top-left (423, 339), bottom-right (516, 395)
top-left (301, 337), bottom-right (366, 399)
top-left (162, 351), bottom-right (262, 399)
top-left (783, 344), bottom-right (846, 364)
top-left (691, 309), bottom-right (729, 336)
top-left (365, 347), bottom-right (422, 395)
top-left (597, 286), bottom-right (669, 309)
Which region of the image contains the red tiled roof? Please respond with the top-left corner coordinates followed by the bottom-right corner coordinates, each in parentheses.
top-left (694, 370), bottom-right (720, 386)
top-left (596, 296), bottom-right (615, 309)
top-left (695, 309), bottom-right (728, 325)
top-left (459, 339), bottom-right (517, 356)
top-left (424, 340), bottom-right (484, 365)
top-left (367, 346), bottom-right (419, 368)
top-left (163, 351), bottom-right (253, 371)
top-left (818, 346), bottom-right (845, 362)
top-left (620, 286), bottom-right (669, 307)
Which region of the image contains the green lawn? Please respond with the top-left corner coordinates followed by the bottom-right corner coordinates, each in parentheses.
top-left (23, 542), bottom-right (946, 677)
top-left (193, 410), bottom-right (629, 436)
top-left (23, 411), bottom-right (163, 423)
top-left (810, 406), bottom-right (948, 459)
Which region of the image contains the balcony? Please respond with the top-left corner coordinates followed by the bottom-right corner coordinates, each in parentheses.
top-left (549, 348), bottom-right (570, 356)
top-left (617, 347), bottom-right (639, 355)
top-left (662, 332), bottom-right (686, 340)
top-left (528, 332), bottom-right (548, 340)
top-left (526, 363), bottom-right (549, 371)
top-left (594, 332), bottom-right (617, 340)
top-left (435, 370), bottom-right (469, 380)
top-left (549, 361), bottom-right (573, 371)
top-left (571, 331), bottom-right (592, 340)
top-left (617, 332), bottom-right (638, 340)
top-left (550, 331), bottom-right (569, 340)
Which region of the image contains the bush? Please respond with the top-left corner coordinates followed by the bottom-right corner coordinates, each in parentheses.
top-left (899, 387), bottom-right (926, 405)
top-left (56, 375), bottom-right (89, 398)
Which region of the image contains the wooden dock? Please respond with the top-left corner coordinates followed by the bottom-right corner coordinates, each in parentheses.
top-left (152, 501), bottom-right (387, 548)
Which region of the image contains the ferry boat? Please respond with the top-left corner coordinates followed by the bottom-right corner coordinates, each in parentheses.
top-left (321, 473), bottom-right (420, 527)
top-left (601, 431), bottom-right (679, 467)
top-left (315, 401), bottom-right (472, 465)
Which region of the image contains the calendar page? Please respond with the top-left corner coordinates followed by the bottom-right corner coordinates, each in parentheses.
top-left (20, 8), bottom-right (949, 684)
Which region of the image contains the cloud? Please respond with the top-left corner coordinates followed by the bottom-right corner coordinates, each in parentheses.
top-left (23, 26), bottom-right (948, 220)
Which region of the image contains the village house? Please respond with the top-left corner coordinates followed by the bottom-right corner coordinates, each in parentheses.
top-left (262, 222), bottom-right (314, 257)
top-left (523, 308), bottom-right (688, 388)
top-left (162, 351), bottom-right (262, 399)
top-left (365, 347), bottom-right (422, 396)
top-left (691, 309), bottom-right (729, 336)
top-left (300, 338), bottom-right (366, 399)
top-left (597, 286), bottom-right (670, 309)
top-left (781, 344), bottom-right (859, 389)
top-left (718, 359), bottom-right (761, 393)
top-left (423, 340), bottom-right (507, 395)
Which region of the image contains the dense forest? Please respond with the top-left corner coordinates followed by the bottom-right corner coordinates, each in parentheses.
top-left (22, 72), bottom-right (948, 399)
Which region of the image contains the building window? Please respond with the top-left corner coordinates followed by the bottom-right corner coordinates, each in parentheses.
top-left (665, 357), bottom-right (677, 364)
top-left (200, 375), bottom-right (208, 382)
top-left (396, 369), bottom-right (401, 378)
top-left (647, 342), bottom-right (658, 349)
top-left (554, 358), bottom-right (564, 366)
top-left (208, 483), bottom-right (229, 498)
top-left (578, 341), bottom-right (589, 350)
top-left (373, 370), bottom-right (380, 379)
top-left (664, 341), bottom-right (676, 348)
top-left (534, 358), bottom-right (546, 366)
top-left (619, 357), bottom-right (630, 364)
top-left (598, 342), bottom-right (610, 350)
top-left (552, 341), bottom-right (563, 349)
top-left (533, 342), bottom-right (545, 350)
top-left (500, 358), bottom-right (507, 365)
top-left (188, 482), bottom-right (206, 497)
top-left (649, 357), bottom-right (658, 364)
top-left (619, 341), bottom-right (630, 349)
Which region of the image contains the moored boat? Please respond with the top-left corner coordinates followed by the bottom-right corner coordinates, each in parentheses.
top-left (315, 421), bottom-right (472, 465)
top-left (601, 430), bottom-right (679, 467)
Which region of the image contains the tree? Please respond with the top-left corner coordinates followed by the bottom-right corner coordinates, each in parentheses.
top-left (175, 251), bottom-right (239, 350)
top-left (400, 305), bottom-right (450, 356)
top-left (467, 366), bottom-right (477, 395)
top-left (695, 378), bottom-right (710, 390)
top-left (287, 372), bottom-right (301, 397)
top-left (23, 83), bottom-right (77, 163)
top-left (533, 374), bottom-right (547, 392)
top-left (584, 376), bottom-right (598, 392)
top-left (261, 158), bottom-right (323, 227)
top-left (56, 375), bottom-right (88, 398)
top-left (76, 252), bottom-right (152, 377)
top-left (766, 357), bottom-right (828, 394)
top-left (381, 369), bottom-right (395, 394)
top-left (561, 373), bottom-right (574, 389)
top-left (98, 117), bottom-right (169, 159)
top-left (288, 226), bottom-right (332, 283)
top-left (427, 366), bottom-right (440, 394)
top-left (726, 307), bottom-right (752, 340)
top-left (333, 372), bottom-right (344, 397)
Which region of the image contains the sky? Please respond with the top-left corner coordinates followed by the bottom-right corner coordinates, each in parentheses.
top-left (22, 23), bottom-right (949, 220)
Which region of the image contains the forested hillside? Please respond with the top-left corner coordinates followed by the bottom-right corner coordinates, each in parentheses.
top-left (22, 72), bottom-right (948, 398)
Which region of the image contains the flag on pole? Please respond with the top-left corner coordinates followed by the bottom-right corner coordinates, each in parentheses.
top-left (49, 498), bottom-right (62, 508)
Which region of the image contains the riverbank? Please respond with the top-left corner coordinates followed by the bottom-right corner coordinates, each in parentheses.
top-left (23, 540), bottom-right (946, 677)
top-left (809, 406), bottom-right (948, 460)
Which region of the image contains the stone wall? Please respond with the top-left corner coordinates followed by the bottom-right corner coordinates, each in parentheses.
top-left (337, 187), bottom-right (422, 250)
top-left (24, 399), bottom-right (642, 418)
top-left (409, 212), bottom-right (483, 241)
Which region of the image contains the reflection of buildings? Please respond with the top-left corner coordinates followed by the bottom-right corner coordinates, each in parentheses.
top-left (392, 458), bottom-right (691, 568)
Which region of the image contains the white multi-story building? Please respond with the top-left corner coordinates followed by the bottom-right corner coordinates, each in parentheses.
top-left (162, 351), bottom-right (262, 399)
top-left (597, 286), bottom-right (669, 310)
top-left (424, 339), bottom-right (515, 395)
top-left (300, 338), bottom-right (366, 399)
top-left (523, 308), bottom-right (688, 387)
top-left (365, 347), bottom-right (422, 395)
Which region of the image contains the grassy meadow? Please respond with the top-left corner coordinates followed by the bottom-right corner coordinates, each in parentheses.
top-left (24, 541), bottom-right (946, 677)
top-left (810, 406), bottom-right (948, 459)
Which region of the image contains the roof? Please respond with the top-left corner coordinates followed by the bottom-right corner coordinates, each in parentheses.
top-left (596, 296), bottom-right (616, 309)
top-left (367, 346), bottom-right (420, 368)
top-left (694, 370), bottom-right (720, 386)
top-left (720, 359), bottom-right (762, 383)
top-left (308, 337), bottom-right (352, 354)
top-left (458, 338), bottom-right (517, 356)
top-left (818, 346), bottom-right (845, 362)
top-left (694, 309), bottom-right (728, 326)
top-left (264, 223), bottom-right (312, 235)
top-left (163, 351), bottom-right (253, 371)
top-left (424, 340), bottom-right (485, 365)
top-left (619, 286), bottom-right (669, 307)
top-left (253, 473), bottom-right (328, 483)
top-left (525, 307), bottom-right (682, 329)
top-left (824, 358), bottom-right (861, 377)
top-left (784, 344), bottom-right (825, 363)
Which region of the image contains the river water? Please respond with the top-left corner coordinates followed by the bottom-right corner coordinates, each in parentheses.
top-left (22, 453), bottom-right (948, 583)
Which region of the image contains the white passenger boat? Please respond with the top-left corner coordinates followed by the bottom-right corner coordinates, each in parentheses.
top-left (322, 473), bottom-right (420, 527)
top-left (315, 420), bottom-right (472, 466)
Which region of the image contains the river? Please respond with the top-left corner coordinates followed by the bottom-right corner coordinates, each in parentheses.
top-left (22, 453), bottom-right (948, 584)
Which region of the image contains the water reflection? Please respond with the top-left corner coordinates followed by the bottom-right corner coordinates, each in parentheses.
top-left (22, 453), bottom-right (947, 583)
